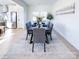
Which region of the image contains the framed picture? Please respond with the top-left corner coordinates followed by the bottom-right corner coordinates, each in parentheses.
top-left (56, 3), bottom-right (75, 15)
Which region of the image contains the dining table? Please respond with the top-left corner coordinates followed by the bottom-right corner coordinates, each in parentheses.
top-left (29, 24), bottom-right (50, 44)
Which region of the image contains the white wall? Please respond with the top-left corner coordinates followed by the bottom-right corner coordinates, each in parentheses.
top-left (53, 0), bottom-right (79, 51)
top-left (28, 5), bottom-right (53, 20)
top-left (10, 0), bottom-right (29, 28)
top-left (13, 0), bottom-right (29, 23)
top-left (7, 0), bottom-right (29, 29)
top-left (7, 4), bottom-right (25, 29)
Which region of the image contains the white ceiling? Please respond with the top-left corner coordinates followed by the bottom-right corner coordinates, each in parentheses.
top-left (0, 0), bottom-right (16, 5)
top-left (23, 0), bottom-right (58, 6)
top-left (0, 0), bottom-right (58, 6)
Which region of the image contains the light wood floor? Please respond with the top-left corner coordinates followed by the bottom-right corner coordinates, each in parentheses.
top-left (2, 29), bottom-right (76, 59)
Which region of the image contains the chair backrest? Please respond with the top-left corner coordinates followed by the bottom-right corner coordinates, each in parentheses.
top-left (32, 22), bottom-right (37, 27)
top-left (48, 23), bottom-right (53, 32)
top-left (26, 22), bottom-right (32, 28)
top-left (42, 23), bottom-right (47, 27)
top-left (32, 28), bottom-right (46, 43)
top-left (42, 21), bottom-right (50, 27)
top-left (50, 23), bottom-right (53, 31)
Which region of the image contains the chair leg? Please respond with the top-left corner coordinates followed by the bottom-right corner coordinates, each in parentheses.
top-left (32, 43), bottom-right (34, 52)
top-left (30, 34), bottom-right (33, 44)
top-left (26, 33), bottom-right (28, 40)
top-left (50, 34), bottom-right (52, 40)
top-left (45, 34), bottom-right (49, 44)
top-left (46, 34), bottom-right (48, 41)
top-left (44, 43), bottom-right (46, 52)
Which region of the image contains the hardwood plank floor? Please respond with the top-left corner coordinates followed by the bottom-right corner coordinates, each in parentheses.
top-left (2, 29), bottom-right (76, 59)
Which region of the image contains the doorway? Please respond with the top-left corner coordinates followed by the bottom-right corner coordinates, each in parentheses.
top-left (11, 11), bottom-right (17, 29)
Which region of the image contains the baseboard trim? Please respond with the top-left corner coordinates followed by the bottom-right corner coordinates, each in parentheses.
top-left (53, 29), bottom-right (79, 59)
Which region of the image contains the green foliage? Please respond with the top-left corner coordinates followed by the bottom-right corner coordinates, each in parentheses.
top-left (47, 13), bottom-right (54, 20)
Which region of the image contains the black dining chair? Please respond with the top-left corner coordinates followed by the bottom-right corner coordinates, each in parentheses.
top-left (32, 22), bottom-right (37, 27)
top-left (42, 22), bottom-right (47, 27)
top-left (26, 22), bottom-right (33, 40)
top-left (46, 23), bottom-right (53, 40)
top-left (32, 28), bottom-right (46, 52)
